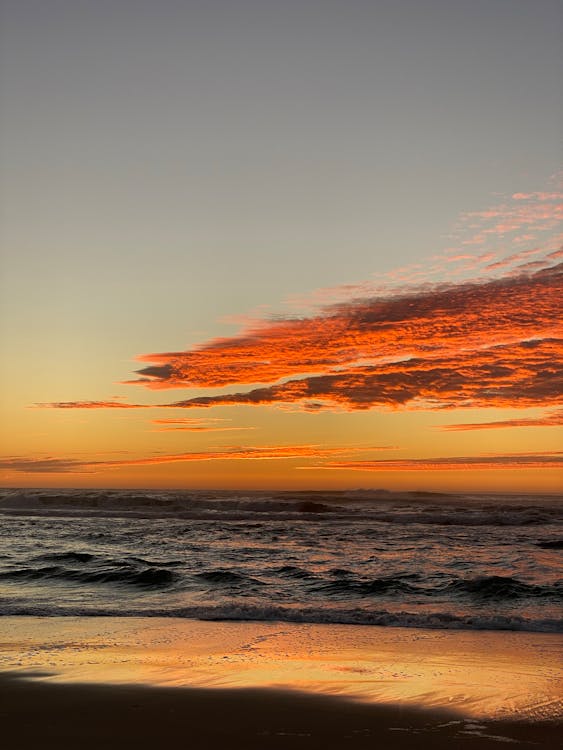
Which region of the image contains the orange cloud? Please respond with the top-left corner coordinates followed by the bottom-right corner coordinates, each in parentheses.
top-left (160, 337), bottom-right (562, 412)
top-left (315, 452), bottom-right (563, 472)
top-left (154, 426), bottom-right (257, 433)
top-left (0, 445), bottom-right (392, 474)
top-left (439, 408), bottom-right (563, 431)
top-left (130, 265), bottom-right (561, 394)
top-left (150, 417), bottom-right (256, 432)
top-left (152, 418), bottom-right (228, 424)
top-left (33, 400), bottom-right (149, 409)
top-left (36, 264), bottom-right (562, 414)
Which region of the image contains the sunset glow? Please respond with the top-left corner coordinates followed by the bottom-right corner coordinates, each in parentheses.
top-left (1, 7), bottom-right (562, 749)
top-left (1, 3), bottom-right (561, 494)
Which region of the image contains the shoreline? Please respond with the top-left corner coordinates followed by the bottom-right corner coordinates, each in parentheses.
top-left (1, 616), bottom-right (561, 747)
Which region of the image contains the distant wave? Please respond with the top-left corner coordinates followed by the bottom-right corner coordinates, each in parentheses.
top-left (360, 509), bottom-right (560, 526)
top-left (0, 488), bottom-right (561, 526)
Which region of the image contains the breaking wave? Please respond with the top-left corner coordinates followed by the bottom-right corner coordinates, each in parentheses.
top-left (0, 600), bottom-right (560, 633)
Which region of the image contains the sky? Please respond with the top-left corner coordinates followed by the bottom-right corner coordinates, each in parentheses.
top-left (0, 0), bottom-right (561, 492)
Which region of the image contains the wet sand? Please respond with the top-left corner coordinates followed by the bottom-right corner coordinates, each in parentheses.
top-left (1, 617), bottom-right (561, 748)
top-left (2, 672), bottom-right (560, 749)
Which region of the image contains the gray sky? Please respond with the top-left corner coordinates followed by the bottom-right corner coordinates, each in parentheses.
top-left (1, 0), bottom-right (561, 389)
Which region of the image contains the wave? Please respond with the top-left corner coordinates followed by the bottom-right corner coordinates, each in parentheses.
top-left (3, 556), bottom-right (559, 604)
top-left (0, 564), bottom-right (176, 588)
top-left (194, 569), bottom-right (264, 586)
top-left (0, 489), bottom-right (560, 526)
top-left (536, 539), bottom-right (563, 550)
top-left (33, 551), bottom-right (184, 569)
top-left (0, 506), bottom-right (559, 527)
top-left (312, 577), bottom-right (418, 596)
top-left (307, 574), bottom-right (562, 600)
top-left (362, 509), bottom-right (560, 526)
top-left (0, 600), bottom-right (560, 633)
top-left (0, 491), bottom-right (339, 517)
top-left (38, 551), bottom-right (95, 563)
top-left (128, 557), bottom-right (184, 567)
top-left (275, 565), bottom-right (318, 579)
top-left (444, 575), bottom-right (562, 599)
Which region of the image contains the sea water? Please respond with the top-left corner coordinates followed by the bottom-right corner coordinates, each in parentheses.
top-left (0, 488), bottom-right (561, 632)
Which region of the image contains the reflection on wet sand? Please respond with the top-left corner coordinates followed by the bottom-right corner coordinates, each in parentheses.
top-left (1, 616), bottom-right (561, 721)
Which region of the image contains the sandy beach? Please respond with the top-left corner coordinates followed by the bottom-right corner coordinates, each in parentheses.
top-left (1, 617), bottom-right (561, 748)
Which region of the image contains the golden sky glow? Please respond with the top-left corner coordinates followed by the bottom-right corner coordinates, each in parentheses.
top-left (4, 189), bottom-right (563, 491)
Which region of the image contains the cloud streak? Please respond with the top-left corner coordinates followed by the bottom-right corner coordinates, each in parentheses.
top-left (439, 408), bottom-right (563, 431)
top-left (150, 417), bottom-right (256, 432)
top-left (0, 445), bottom-right (392, 474)
top-left (34, 400), bottom-right (149, 409)
top-left (314, 452), bottom-right (563, 472)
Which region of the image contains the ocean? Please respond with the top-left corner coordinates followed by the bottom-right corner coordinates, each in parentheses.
top-left (0, 488), bottom-right (561, 632)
